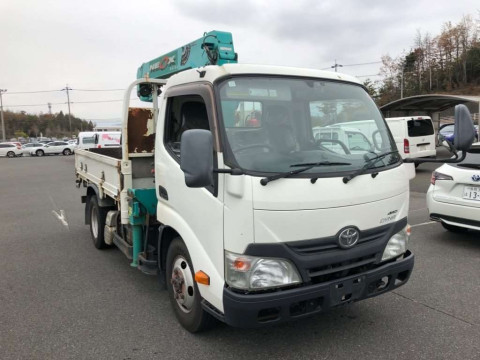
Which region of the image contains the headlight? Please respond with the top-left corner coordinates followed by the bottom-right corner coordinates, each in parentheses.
top-left (381, 225), bottom-right (411, 262)
top-left (225, 251), bottom-right (301, 291)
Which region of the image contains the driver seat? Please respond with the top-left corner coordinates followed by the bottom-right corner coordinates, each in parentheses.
top-left (264, 105), bottom-right (297, 154)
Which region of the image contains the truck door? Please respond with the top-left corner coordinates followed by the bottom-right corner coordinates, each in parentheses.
top-left (155, 87), bottom-right (225, 310)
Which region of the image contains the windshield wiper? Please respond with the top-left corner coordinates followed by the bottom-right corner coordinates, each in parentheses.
top-left (260, 161), bottom-right (351, 186)
top-left (343, 151), bottom-right (400, 184)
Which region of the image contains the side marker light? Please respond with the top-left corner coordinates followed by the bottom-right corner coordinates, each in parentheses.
top-left (195, 271), bottom-right (210, 285)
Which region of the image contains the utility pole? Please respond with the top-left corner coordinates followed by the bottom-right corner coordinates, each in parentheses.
top-left (48, 102), bottom-right (52, 115)
top-left (0, 89), bottom-right (7, 141)
top-left (400, 68), bottom-right (404, 99)
top-left (331, 59), bottom-right (343, 72)
top-left (62, 85), bottom-right (72, 132)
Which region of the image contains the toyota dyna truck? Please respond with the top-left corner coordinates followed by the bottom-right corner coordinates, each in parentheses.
top-left (75, 31), bottom-right (475, 332)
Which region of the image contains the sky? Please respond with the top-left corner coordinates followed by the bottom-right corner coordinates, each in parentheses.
top-left (0, 0), bottom-right (479, 125)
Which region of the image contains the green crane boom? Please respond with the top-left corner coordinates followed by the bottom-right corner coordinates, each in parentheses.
top-left (136, 30), bottom-right (237, 101)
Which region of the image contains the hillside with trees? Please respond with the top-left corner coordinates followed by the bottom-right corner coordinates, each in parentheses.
top-left (1, 110), bottom-right (93, 140)
top-left (374, 14), bottom-right (480, 106)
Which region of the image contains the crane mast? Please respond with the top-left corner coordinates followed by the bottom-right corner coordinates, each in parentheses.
top-left (136, 30), bottom-right (237, 101)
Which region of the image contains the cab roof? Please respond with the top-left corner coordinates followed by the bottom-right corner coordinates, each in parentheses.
top-left (164, 63), bottom-right (362, 88)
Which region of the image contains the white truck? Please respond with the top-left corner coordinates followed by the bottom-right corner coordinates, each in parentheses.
top-left (74, 31), bottom-right (475, 332)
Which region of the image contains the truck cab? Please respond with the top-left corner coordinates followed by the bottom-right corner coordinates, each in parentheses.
top-left (152, 64), bottom-right (414, 328)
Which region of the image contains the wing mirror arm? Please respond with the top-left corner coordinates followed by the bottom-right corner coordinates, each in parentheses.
top-left (404, 150), bottom-right (466, 165)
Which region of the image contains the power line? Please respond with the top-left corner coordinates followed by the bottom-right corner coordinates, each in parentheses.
top-left (5, 102), bottom-right (66, 107)
top-left (355, 73), bottom-right (382, 78)
top-left (342, 61), bottom-right (382, 67)
top-left (71, 98), bottom-right (138, 104)
top-left (4, 98), bottom-right (139, 108)
top-left (72, 88), bottom-right (125, 92)
top-left (5, 89), bottom-right (62, 94)
top-left (4, 88), bottom-right (125, 95)
top-left (321, 60), bottom-right (382, 70)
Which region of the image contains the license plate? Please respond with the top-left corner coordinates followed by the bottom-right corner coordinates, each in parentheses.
top-left (463, 186), bottom-right (480, 201)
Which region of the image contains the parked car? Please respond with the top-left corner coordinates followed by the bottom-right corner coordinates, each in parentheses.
top-left (427, 142), bottom-right (480, 232)
top-left (7, 141), bottom-right (23, 148)
top-left (0, 143), bottom-right (23, 157)
top-left (438, 123), bottom-right (479, 146)
top-left (21, 142), bottom-right (46, 155)
top-left (30, 141), bottom-right (75, 156)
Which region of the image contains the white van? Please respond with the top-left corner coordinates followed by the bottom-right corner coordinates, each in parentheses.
top-left (76, 132), bottom-right (97, 150)
top-left (94, 131), bottom-right (121, 148)
top-left (385, 116), bottom-right (436, 161)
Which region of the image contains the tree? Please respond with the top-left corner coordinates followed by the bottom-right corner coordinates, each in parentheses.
top-left (363, 78), bottom-right (378, 100)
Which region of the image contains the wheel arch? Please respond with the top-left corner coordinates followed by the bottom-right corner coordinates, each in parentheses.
top-left (158, 225), bottom-right (180, 274)
top-left (84, 184), bottom-right (115, 224)
top-left (156, 210), bottom-right (225, 313)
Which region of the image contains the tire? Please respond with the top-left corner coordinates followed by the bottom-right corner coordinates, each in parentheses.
top-left (6, 151), bottom-right (15, 158)
top-left (89, 196), bottom-right (109, 249)
top-left (63, 148), bottom-right (72, 156)
top-left (166, 238), bottom-right (216, 332)
top-left (36, 149), bottom-right (44, 157)
top-left (441, 221), bottom-right (468, 233)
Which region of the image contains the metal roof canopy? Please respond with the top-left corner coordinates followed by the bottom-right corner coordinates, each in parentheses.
top-left (380, 94), bottom-right (480, 117)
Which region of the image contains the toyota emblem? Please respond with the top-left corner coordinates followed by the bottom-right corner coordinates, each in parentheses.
top-left (338, 227), bottom-right (360, 249)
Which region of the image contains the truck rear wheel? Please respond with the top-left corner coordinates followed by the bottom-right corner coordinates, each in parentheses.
top-left (166, 237), bottom-right (216, 332)
top-left (89, 196), bottom-right (109, 249)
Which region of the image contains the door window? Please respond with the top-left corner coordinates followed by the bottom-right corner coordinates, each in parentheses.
top-left (164, 95), bottom-right (210, 160)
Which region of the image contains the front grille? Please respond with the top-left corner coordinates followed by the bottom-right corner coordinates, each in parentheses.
top-left (287, 226), bottom-right (389, 255)
top-left (307, 253), bottom-right (378, 284)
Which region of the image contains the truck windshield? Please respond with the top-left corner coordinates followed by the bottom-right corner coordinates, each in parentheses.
top-left (218, 76), bottom-right (398, 176)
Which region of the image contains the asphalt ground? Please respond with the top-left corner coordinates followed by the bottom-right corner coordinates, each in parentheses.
top-left (0, 153), bottom-right (479, 360)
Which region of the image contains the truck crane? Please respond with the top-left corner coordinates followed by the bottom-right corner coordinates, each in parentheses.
top-left (74, 31), bottom-right (475, 332)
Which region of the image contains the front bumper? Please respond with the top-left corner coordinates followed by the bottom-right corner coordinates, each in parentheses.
top-left (221, 250), bottom-right (414, 328)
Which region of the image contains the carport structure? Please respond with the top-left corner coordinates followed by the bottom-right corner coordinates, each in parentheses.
top-left (380, 94), bottom-right (480, 129)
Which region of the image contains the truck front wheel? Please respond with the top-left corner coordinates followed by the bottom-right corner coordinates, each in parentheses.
top-left (89, 196), bottom-right (109, 249)
top-left (166, 238), bottom-right (216, 332)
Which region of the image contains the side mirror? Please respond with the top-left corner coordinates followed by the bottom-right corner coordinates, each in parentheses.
top-left (453, 104), bottom-right (475, 152)
top-left (180, 130), bottom-right (214, 188)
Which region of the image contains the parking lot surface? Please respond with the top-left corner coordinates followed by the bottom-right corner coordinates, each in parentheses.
top-left (0, 156), bottom-right (479, 360)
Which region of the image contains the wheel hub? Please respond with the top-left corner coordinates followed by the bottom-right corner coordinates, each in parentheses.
top-left (170, 257), bottom-right (195, 313)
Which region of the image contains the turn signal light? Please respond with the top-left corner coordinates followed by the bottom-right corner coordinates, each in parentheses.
top-left (195, 271), bottom-right (210, 285)
top-left (233, 258), bottom-right (251, 271)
